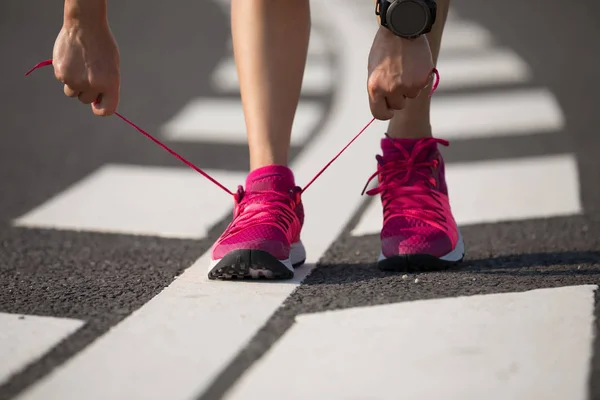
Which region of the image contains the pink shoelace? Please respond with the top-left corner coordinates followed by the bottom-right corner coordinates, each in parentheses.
top-left (25, 59), bottom-right (439, 198)
top-left (224, 188), bottom-right (302, 238)
top-left (362, 137), bottom-right (450, 232)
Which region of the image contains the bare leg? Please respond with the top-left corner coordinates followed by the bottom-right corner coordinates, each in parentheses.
top-left (386, 0), bottom-right (450, 139)
top-left (231, 0), bottom-right (311, 170)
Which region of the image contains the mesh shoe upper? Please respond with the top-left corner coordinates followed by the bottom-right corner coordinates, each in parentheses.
top-left (366, 136), bottom-right (459, 259)
top-left (211, 165), bottom-right (303, 261)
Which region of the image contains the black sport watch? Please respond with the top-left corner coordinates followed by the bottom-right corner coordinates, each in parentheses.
top-left (376, 0), bottom-right (437, 39)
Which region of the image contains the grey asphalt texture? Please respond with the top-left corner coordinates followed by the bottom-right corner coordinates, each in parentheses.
top-left (1, 0), bottom-right (600, 399)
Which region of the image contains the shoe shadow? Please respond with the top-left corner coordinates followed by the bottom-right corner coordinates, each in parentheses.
top-left (460, 251), bottom-right (600, 276)
top-left (304, 250), bottom-right (600, 286)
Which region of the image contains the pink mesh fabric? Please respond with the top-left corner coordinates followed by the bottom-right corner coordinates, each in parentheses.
top-left (211, 165), bottom-right (303, 261)
top-left (365, 137), bottom-right (459, 258)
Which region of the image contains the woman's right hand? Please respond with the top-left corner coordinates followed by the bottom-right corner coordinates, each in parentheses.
top-left (52, 17), bottom-right (120, 116)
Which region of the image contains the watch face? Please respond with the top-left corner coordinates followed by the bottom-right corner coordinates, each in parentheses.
top-left (389, 0), bottom-right (428, 37)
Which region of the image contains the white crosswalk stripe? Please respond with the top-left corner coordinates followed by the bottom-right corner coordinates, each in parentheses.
top-left (161, 98), bottom-right (324, 145)
top-left (431, 88), bottom-right (565, 138)
top-left (0, 313), bottom-right (84, 387)
top-left (225, 285), bottom-right (597, 400)
top-left (436, 48), bottom-right (531, 90)
top-left (14, 165), bottom-right (246, 240)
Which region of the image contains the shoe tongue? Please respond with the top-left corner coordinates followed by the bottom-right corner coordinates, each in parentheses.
top-left (245, 165), bottom-right (296, 193)
top-left (381, 137), bottom-right (437, 163)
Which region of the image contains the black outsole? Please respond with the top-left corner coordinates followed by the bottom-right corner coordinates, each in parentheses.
top-left (377, 253), bottom-right (464, 273)
top-left (208, 249), bottom-right (303, 280)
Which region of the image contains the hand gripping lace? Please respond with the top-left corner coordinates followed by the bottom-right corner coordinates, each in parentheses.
top-left (25, 60), bottom-right (439, 200)
top-left (362, 137), bottom-right (451, 233)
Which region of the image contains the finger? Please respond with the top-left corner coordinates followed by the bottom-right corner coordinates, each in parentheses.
top-left (92, 88), bottom-right (119, 116)
top-left (369, 93), bottom-right (394, 120)
top-left (385, 92), bottom-right (407, 110)
top-left (63, 84), bottom-right (80, 98)
top-left (78, 91), bottom-right (100, 105)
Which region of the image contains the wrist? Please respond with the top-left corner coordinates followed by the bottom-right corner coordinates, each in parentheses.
top-left (377, 25), bottom-right (415, 45)
top-left (63, 0), bottom-right (107, 27)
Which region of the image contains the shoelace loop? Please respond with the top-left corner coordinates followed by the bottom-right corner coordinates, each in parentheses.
top-left (223, 187), bottom-right (300, 238)
top-left (26, 60), bottom-right (440, 197)
top-left (363, 137), bottom-right (450, 228)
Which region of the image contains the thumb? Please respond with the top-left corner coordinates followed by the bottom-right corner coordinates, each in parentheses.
top-left (92, 88), bottom-right (119, 116)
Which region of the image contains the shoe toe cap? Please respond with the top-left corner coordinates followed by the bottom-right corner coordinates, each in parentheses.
top-left (381, 219), bottom-right (455, 258)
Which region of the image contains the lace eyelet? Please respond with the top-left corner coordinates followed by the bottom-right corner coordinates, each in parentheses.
top-left (235, 185), bottom-right (245, 202)
top-left (289, 187), bottom-right (301, 204)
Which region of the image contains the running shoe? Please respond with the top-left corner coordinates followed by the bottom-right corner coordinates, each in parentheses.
top-left (365, 136), bottom-right (464, 271)
top-left (208, 165), bottom-right (306, 280)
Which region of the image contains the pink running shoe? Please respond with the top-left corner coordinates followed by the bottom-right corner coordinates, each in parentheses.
top-left (365, 136), bottom-right (464, 271)
top-left (208, 165), bottom-right (306, 280)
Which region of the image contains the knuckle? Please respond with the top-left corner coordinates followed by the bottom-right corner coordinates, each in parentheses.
top-left (55, 70), bottom-right (81, 87)
top-left (54, 71), bottom-right (66, 83)
top-left (367, 75), bottom-right (382, 95)
top-left (53, 62), bottom-right (66, 81)
top-left (367, 82), bottom-right (379, 97)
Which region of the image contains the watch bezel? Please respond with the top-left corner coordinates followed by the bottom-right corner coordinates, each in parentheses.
top-left (378, 0), bottom-right (436, 39)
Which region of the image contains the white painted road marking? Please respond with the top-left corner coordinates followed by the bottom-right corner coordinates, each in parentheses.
top-left (161, 98), bottom-right (323, 145)
top-left (211, 56), bottom-right (333, 95)
top-left (431, 88), bottom-right (565, 139)
top-left (0, 313), bottom-right (83, 386)
top-left (436, 48), bottom-right (530, 90)
top-left (16, 2), bottom-right (383, 399)
top-left (440, 21), bottom-right (494, 52)
top-left (225, 285), bottom-right (596, 400)
top-left (14, 165), bottom-right (246, 239)
top-left (352, 154), bottom-right (581, 236)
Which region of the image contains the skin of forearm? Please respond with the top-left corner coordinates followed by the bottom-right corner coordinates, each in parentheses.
top-left (64, 0), bottom-right (107, 24)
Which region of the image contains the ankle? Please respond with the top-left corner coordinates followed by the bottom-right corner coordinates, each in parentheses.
top-left (386, 112), bottom-right (433, 139)
top-left (386, 122), bottom-right (432, 139)
top-left (386, 99), bottom-right (433, 139)
top-left (250, 150), bottom-right (289, 171)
